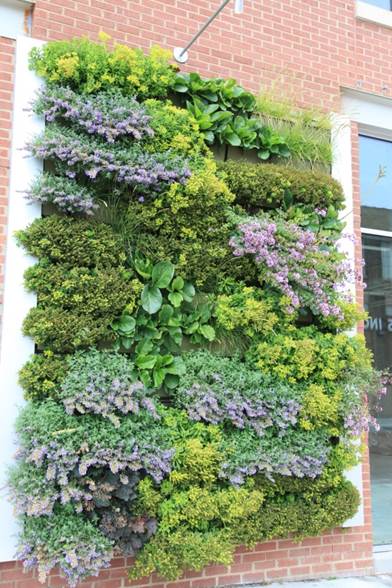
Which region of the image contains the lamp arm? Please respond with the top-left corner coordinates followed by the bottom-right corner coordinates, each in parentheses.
top-left (178, 0), bottom-right (231, 59)
top-left (173, 0), bottom-right (242, 63)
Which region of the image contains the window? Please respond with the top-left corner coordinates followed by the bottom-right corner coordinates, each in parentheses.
top-left (0, 0), bottom-right (33, 40)
top-left (363, 0), bottom-right (391, 9)
top-left (356, 0), bottom-right (392, 28)
top-left (360, 134), bottom-right (392, 546)
top-left (361, 135), bottom-right (392, 232)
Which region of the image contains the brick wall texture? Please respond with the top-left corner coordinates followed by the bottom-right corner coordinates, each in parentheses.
top-left (1, 0), bottom-right (390, 585)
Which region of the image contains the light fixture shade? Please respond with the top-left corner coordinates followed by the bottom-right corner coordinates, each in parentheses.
top-left (234, 0), bottom-right (244, 14)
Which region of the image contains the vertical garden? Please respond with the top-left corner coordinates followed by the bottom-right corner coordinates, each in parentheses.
top-left (8, 36), bottom-right (386, 587)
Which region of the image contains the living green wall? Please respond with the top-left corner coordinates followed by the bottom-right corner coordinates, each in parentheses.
top-left (8, 36), bottom-right (386, 588)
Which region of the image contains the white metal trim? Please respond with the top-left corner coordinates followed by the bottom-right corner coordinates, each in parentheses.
top-left (0, 35), bottom-right (43, 563)
top-left (361, 227), bottom-right (392, 238)
top-left (374, 544), bottom-right (392, 553)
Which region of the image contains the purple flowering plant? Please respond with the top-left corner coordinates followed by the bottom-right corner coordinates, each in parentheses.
top-left (220, 427), bottom-right (331, 485)
top-left (341, 367), bottom-right (392, 437)
top-left (17, 509), bottom-right (113, 587)
top-left (60, 349), bottom-right (158, 426)
top-left (26, 125), bottom-right (191, 195)
top-left (12, 400), bottom-right (173, 507)
top-left (25, 173), bottom-right (98, 215)
top-left (229, 212), bottom-right (358, 318)
top-left (33, 86), bottom-right (154, 143)
top-left (176, 351), bottom-right (302, 436)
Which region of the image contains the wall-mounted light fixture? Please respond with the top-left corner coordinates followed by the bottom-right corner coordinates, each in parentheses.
top-left (173, 0), bottom-right (244, 64)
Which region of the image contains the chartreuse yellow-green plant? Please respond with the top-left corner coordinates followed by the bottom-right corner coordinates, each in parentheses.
top-left (256, 89), bottom-right (334, 166)
top-left (29, 34), bottom-right (177, 98)
top-left (7, 35), bottom-right (388, 588)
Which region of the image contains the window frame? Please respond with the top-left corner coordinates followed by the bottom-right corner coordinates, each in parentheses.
top-left (356, 0), bottom-right (392, 28)
top-left (338, 90), bottom-right (392, 559)
top-left (0, 0), bottom-right (34, 40)
top-left (359, 132), bottom-right (392, 238)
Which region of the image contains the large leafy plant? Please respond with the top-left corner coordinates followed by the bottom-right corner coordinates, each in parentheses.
top-left (174, 72), bottom-right (290, 160)
top-left (111, 258), bottom-right (216, 388)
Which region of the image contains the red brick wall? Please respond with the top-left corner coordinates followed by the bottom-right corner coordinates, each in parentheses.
top-left (1, 0), bottom-right (390, 585)
top-left (28, 0), bottom-right (392, 109)
top-left (0, 528), bottom-right (375, 588)
top-left (0, 36), bottom-right (15, 316)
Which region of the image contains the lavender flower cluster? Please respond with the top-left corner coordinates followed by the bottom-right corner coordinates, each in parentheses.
top-left (10, 461), bottom-right (89, 517)
top-left (229, 215), bottom-right (348, 317)
top-left (221, 429), bottom-right (330, 485)
top-left (60, 350), bottom-right (158, 426)
top-left (33, 86), bottom-right (154, 143)
top-left (177, 352), bottom-right (303, 436)
top-left (17, 513), bottom-right (113, 588)
top-left (179, 380), bottom-right (301, 436)
top-left (26, 173), bottom-right (98, 215)
top-left (27, 126), bottom-right (191, 194)
top-left (342, 370), bottom-right (391, 437)
top-left (14, 400), bottom-right (173, 490)
top-left (22, 431), bottom-right (172, 487)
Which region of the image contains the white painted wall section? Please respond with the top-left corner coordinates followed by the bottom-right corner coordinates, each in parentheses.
top-left (332, 113), bottom-right (364, 528)
top-left (0, 35), bottom-right (43, 563)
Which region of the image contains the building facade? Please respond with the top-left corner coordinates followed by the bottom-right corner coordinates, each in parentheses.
top-left (1, 0), bottom-right (392, 586)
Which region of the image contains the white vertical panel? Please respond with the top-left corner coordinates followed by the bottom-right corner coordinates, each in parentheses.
top-left (331, 114), bottom-right (365, 528)
top-left (0, 35), bottom-right (43, 563)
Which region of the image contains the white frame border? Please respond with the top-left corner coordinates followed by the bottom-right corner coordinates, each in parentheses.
top-left (0, 35), bottom-right (43, 563)
top-left (356, 1), bottom-right (392, 29)
top-left (336, 88), bottom-right (392, 558)
top-left (332, 113), bottom-right (364, 528)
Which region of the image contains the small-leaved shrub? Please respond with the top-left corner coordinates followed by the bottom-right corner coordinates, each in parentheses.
top-left (218, 160), bottom-right (344, 212)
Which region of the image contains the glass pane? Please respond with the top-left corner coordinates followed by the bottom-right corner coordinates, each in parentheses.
top-left (364, 0), bottom-right (390, 8)
top-left (363, 234), bottom-right (392, 545)
top-left (360, 135), bottom-right (392, 231)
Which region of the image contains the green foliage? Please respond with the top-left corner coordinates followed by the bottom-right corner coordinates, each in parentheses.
top-left (256, 90), bottom-right (333, 166)
top-left (19, 351), bottom-right (67, 401)
top-left (130, 528), bottom-right (234, 581)
top-left (24, 263), bottom-right (138, 314)
top-left (299, 383), bottom-right (341, 433)
top-left (18, 507), bottom-right (113, 585)
top-left (23, 307), bottom-right (115, 353)
top-left (129, 409), bottom-right (358, 581)
top-left (144, 99), bottom-right (208, 158)
top-left (250, 326), bottom-right (371, 384)
top-left (215, 282), bottom-right (280, 338)
top-left (23, 263), bottom-right (140, 353)
top-left (131, 417), bottom-right (264, 580)
top-left (111, 259), bottom-right (215, 389)
top-left (234, 480), bottom-right (360, 547)
top-left (16, 215), bottom-right (125, 268)
top-left (173, 72), bottom-right (290, 160)
top-left (29, 36), bottom-right (177, 98)
top-left (173, 72), bottom-right (256, 113)
top-left (218, 160), bottom-right (344, 213)
top-left (125, 160), bottom-right (256, 290)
